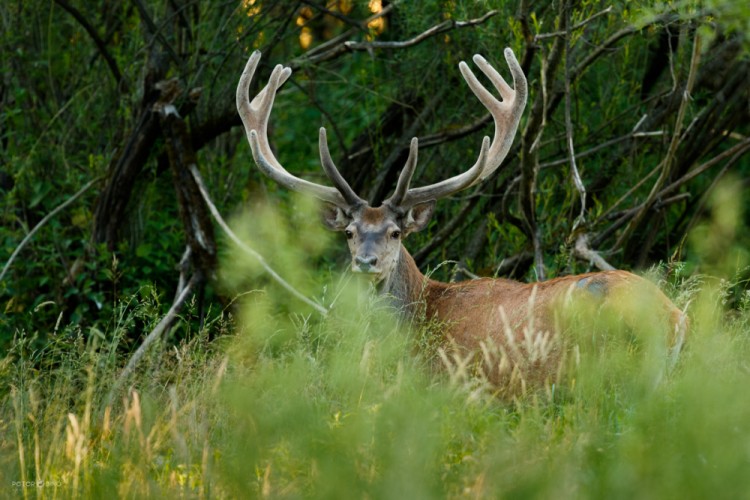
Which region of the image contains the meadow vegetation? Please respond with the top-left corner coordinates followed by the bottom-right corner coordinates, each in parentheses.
top-left (2, 187), bottom-right (750, 498)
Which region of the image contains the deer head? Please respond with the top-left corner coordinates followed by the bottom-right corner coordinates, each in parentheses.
top-left (236, 49), bottom-right (527, 285)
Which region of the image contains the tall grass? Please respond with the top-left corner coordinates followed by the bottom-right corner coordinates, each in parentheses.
top-left (2, 189), bottom-right (750, 498)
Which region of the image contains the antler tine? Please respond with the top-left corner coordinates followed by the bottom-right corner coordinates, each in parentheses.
top-left (236, 51), bottom-right (351, 208)
top-left (385, 137), bottom-right (419, 207)
top-left (319, 128), bottom-right (365, 207)
top-left (399, 136), bottom-right (490, 207)
top-left (236, 53), bottom-right (290, 173)
top-left (387, 49), bottom-right (526, 209)
top-left (246, 131), bottom-right (345, 204)
top-left (459, 48), bottom-right (527, 184)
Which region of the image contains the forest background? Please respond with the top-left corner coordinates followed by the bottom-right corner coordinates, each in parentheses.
top-left (1, 0), bottom-right (750, 497)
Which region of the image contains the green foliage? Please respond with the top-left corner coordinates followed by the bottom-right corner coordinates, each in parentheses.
top-left (0, 183), bottom-right (749, 497)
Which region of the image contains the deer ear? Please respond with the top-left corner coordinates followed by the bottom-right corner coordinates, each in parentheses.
top-left (404, 200), bottom-right (436, 235)
top-left (320, 203), bottom-right (350, 231)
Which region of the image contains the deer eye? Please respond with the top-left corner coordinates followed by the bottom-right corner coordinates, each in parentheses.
top-left (391, 230), bottom-right (401, 240)
top-left (345, 230), bottom-right (354, 239)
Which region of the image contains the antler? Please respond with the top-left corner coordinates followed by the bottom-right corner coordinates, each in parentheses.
top-left (238, 49), bottom-right (526, 211)
top-left (237, 51), bottom-right (364, 209)
top-left (386, 48), bottom-right (527, 208)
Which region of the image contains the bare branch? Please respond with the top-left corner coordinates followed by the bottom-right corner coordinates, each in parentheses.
top-left (538, 130), bottom-right (664, 169)
top-left (592, 137), bottom-right (750, 248)
top-left (574, 234), bottom-right (615, 271)
top-left (658, 136), bottom-right (750, 198)
top-left (614, 31), bottom-right (702, 250)
top-left (291, 9), bottom-right (498, 68)
top-left (108, 272), bottom-right (200, 405)
top-left (53, 0), bottom-right (126, 89)
top-left (653, 193), bottom-right (691, 210)
top-left (563, 0), bottom-right (586, 229)
top-left (413, 197), bottom-right (480, 264)
top-left (535, 6), bottom-right (614, 40)
top-left (344, 10), bottom-right (498, 50)
top-left (0, 177), bottom-right (102, 284)
top-left (188, 164), bottom-right (329, 316)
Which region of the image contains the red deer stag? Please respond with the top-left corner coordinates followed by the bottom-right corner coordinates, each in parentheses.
top-left (236, 49), bottom-right (687, 386)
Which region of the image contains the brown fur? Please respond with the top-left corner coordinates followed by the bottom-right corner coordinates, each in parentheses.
top-left (385, 247), bottom-right (687, 388)
top-left (359, 206), bottom-right (388, 225)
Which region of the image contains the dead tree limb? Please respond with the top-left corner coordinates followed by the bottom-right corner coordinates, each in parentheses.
top-left (155, 80), bottom-right (217, 277)
top-left (52, 0), bottom-right (126, 90)
top-left (188, 165), bottom-right (329, 316)
top-left (413, 196), bottom-right (480, 264)
top-left (344, 10), bottom-right (498, 50)
top-left (535, 6), bottom-right (614, 41)
top-left (291, 9), bottom-right (498, 68)
top-left (563, 0), bottom-right (586, 229)
top-left (614, 31), bottom-right (702, 251)
top-left (574, 234), bottom-right (615, 271)
top-left (107, 272), bottom-right (200, 405)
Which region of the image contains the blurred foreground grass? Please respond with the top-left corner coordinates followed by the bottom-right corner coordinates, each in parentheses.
top-left (1, 189), bottom-right (750, 498)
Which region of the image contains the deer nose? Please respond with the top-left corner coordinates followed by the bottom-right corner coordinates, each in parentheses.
top-left (355, 255), bottom-right (378, 270)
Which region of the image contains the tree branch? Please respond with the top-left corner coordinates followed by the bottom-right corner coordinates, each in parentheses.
top-left (291, 9), bottom-right (498, 68)
top-left (574, 234), bottom-right (615, 271)
top-left (535, 6), bottom-right (614, 40)
top-left (52, 0), bottom-right (126, 90)
top-left (518, 19), bottom-right (566, 281)
top-left (538, 130), bottom-right (664, 169)
top-left (132, 0), bottom-right (182, 68)
top-left (108, 272), bottom-right (201, 405)
top-left (658, 136), bottom-right (750, 198)
top-left (0, 177), bottom-right (102, 284)
top-left (413, 196), bottom-right (480, 264)
top-left (188, 165), bottom-right (329, 316)
top-left (592, 137), bottom-right (750, 247)
top-left (613, 31), bottom-right (702, 251)
top-left (344, 10), bottom-right (498, 50)
top-left (563, 0), bottom-right (586, 229)
top-left (155, 80), bottom-right (217, 276)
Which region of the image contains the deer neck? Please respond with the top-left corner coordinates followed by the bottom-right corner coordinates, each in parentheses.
top-left (379, 245), bottom-right (431, 317)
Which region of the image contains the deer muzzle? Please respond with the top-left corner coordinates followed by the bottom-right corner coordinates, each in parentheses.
top-left (354, 254), bottom-right (379, 274)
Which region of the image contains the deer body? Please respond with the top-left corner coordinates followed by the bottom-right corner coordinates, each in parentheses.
top-left (381, 235), bottom-right (686, 385)
top-left (235, 48), bottom-right (687, 386)
top-left (387, 244), bottom-right (681, 338)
